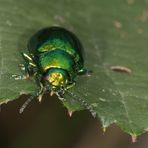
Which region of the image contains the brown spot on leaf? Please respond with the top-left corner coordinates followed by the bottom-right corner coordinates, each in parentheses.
top-left (127, 0), bottom-right (135, 5)
top-left (113, 20), bottom-right (122, 29)
top-left (139, 10), bottom-right (148, 22)
top-left (137, 28), bottom-right (144, 34)
top-left (110, 65), bottom-right (132, 74)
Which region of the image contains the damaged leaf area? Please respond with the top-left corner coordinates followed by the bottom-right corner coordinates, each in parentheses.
top-left (0, 0), bottom-right (148, 138)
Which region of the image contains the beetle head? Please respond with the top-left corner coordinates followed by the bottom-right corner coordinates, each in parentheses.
top-left (45, 68), bottom-right (68, 89)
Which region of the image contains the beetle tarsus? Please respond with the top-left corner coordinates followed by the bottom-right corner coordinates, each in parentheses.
top-left (11, 74), bottom-right (29, 80)
top-left (78, 69), bottom-right (92, 76)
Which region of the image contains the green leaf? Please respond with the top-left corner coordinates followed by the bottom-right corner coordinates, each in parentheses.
top-left (0, 0), bottom-right (148, 137)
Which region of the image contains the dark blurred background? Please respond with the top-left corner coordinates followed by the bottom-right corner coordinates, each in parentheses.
top-left (0, 94), bottom-right (148, 148)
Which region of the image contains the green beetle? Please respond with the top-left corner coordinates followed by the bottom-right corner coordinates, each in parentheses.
top-left (13, 26), bottom-right (89, 112)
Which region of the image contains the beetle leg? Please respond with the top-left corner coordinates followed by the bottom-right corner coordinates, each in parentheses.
top-left (12, 52), bottom-right (37, 80)
top-left (37, 81), bottom-right (45, 102)
top-left (19, 63), bottom-right (30, 78)
top-left (55, 87), bottom-right (66, 101)
top-left (34, 74), bottom-right (45, 102)
top-left (78, 68), bottom-right (92, 76)
top-left (11, 74), bottom-right (29, 80)
top-left (66, 81), bottom-right (76, 90)
top-left (57, 82), bottom-right (76, 100)
top-left (22, 52), bottom-right (33, 62)
top-left (11, 63), bottom-right (33, 80)
top-left (21, 52), bottom-right (37, 74)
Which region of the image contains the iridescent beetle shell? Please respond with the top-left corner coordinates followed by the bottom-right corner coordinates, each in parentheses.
top-left (27, 26), bottom-right (85, 94)
top-left (12, 26), bottom-right (88, 113)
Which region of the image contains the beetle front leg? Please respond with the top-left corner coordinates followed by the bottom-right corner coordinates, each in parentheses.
top-left (33, 74), bottom-right (45, 102)
top-left (37, 82), bottom-right (45, 102)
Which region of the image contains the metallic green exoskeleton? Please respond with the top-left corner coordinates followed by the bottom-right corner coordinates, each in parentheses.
top-left (13, 27), bottom-right (87, 109)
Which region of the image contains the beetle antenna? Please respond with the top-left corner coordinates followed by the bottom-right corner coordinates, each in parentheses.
top-left (19, 95), bottom-right (35, 114)
top-left (19, 82), bottom-right (46, 114)
top-left (66, 90), bottom-right (86, 106)
top-left (65, 90), bottom-right (96, 117)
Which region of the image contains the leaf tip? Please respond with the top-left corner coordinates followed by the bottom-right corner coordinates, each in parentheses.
top-left (100, 117), bottom-right (114, 134)
top-left (90, 111), bottom-right (97, 118)
top-left (102, 126), bottom-right (107, 134)
top-left (131, 134), bottom-right (137, 143)
top-left (0, 99), bottom-right (10, 105)
top-left (68, 110), bottom-right (73, 117)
